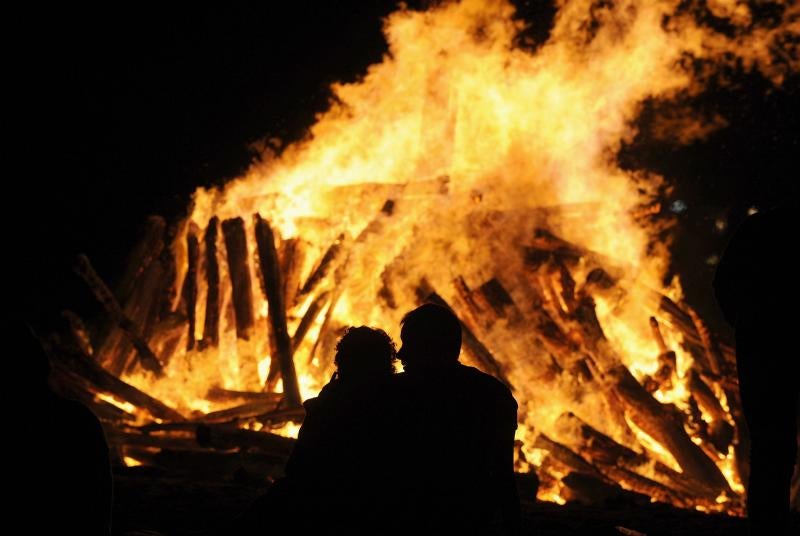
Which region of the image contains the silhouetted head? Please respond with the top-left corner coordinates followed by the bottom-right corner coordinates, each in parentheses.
top-left (399, 303), bottom-right (462, 371)
top-left (334, 326), bottom-right (397, 383)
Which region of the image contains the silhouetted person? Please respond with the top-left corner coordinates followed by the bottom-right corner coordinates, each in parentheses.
top-left (713, 202), bottom-right (799, 535)
top-left (392, 303), bottom-right (520, 535)
top-left (25, 325), bottom-right (113, 535)
top-left (238, 326), bottom-right (397, 534)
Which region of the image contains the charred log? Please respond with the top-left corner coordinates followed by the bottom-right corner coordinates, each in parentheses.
top-left (222, 217), bottom-right (255, 340)
top-left (608, 364), bottom-right (730, 493)
top-left (196, 423), bottom-right (295, 456)
top-left (62, 310), bottom-right (94, 358)
top-left (254, 214), bottom-right (302, 409)
top-left (255, 407), bottom-right (306, 427)
top-left (200, 217), bottom-right (221, 349)
top-left (554, 412), bottom-right (644, 468)
top-left (201, 400), bottom-right (283, 423)
top-left (47, 339), bottom-right (182, 421)
top-left (279, 238), bottom-right (305, 307)
top-left (182, 226), bottom-right (200, 351)
top-left (115, 215), bottom-right (166, 306)
top-left (533, 433), bottom-right (606, 481)
top-left (596, 463), bottom-right (692, 508)
top-left (206, 387), bottom-right (283, 404)
top-left (74, 254), bottom-right (164, 375)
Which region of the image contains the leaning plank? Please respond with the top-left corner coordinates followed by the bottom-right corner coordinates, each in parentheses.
top-left (572, 293), bottom-right (730, 493)
top-left (291, 291), bottom-right (331, 352)
top-left (74, 254), bottom-right (164, 375)
top-left (48, 341), bottom-right (183, 422)
top-left (295, 234), bottom-right (345, 303)
top-left (254, 214), bottom-right (302, 409)
top-left (115, 215), bottom-right (167, 306)
top-left (533, 433), bottom-right (607, 481)
top-left (201, 400), bottom-right (283, 423)
top-left (596, 463), bottom-right (692, 508)
top-left (279, 238), bottom-right (305, 308)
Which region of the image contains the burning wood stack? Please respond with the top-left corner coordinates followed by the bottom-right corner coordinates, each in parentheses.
top-left (42, 205), bottom-right (755, 514)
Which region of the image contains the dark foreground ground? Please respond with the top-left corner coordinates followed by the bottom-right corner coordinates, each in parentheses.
top-left (110, 467), bottom-right (780, 536)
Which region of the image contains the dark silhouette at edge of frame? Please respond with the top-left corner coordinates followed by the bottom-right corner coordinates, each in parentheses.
top-left (713, 200), bottom-right (800, 535)
top-left (24, 323), bottom-right (113, 535)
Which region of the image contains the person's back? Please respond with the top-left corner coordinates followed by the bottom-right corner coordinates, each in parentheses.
top-left (23, 326), bottom-right (113, 535)
top-left (282, 326), bottom-right (398, 534)
top-left (714, 203), bottom-right (796, 333)
top-left (42, 391), bottom-right (113, 535)
top-left (392, 303), bottom-right (519, 535)
top-left (713, 202), bottom-right (799, 534)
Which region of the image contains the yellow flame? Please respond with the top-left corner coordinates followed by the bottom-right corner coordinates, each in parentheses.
top-left (95, 393), bottom-right (137, 415)
top-left (123, 456), bottom-right (144, 467)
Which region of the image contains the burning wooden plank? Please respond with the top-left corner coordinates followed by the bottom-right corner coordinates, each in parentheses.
top-left (115, 215), bottom-right (166, 305)
top-left (196, 423), bottom-right (295, 456)
top-left (105, 427), bottom-right (205, 452)
top-left (533, 433), bottom-right (606, 481)
top-left (596, 463), bottom-right (692, 508)
top-left (50, 360), bottom-right (136, 423)
top-left (255, 407), bottom-right (306, 427)
top-left (475, 278), bottom-right (519, 322)
top-left (295, 233), bottom-right (345, 303)
top-left (47, 338), bottom-right (183, 422)
top-left (305, 280), bottom-right (345, 370)
top-left (74, 254), bottom-right (164, 376)
top-left (553, 412), bottom-right (644, 468)
top-left (554, 412), bottom-right (721, 503)
top-left (291, 290), bottom-right (331, 352)
top-left (201, 399), bottom-right (283, 423)
top-left (254, 214), bottom-right (302, 409)
top-left (606, 364), bottom-right (730, 494)
top-left (279, 237), bottom-right (305, 308)
top-left (205, 387), bottom-right (283, 404)
top-left (570, 293), bottom-right (730, 494)
top-left (523, 228), bottom-right (620, 273)
top-left (61, 309), bottom-right (94, 357)
top-left (200, 216), bottom-right (221, 349)
top-left (686, 306), bottom-right (724, 376)
top-left (222, 217), bottom-right (256, 340)
top-left (182, 225), bottom-right (200, 351)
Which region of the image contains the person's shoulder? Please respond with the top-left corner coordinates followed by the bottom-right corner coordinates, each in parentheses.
top-left (52, 395), bottom-right (101, 425)
top-left (456, 364), bottom-right (515, 400)
top-left (48, 395), bottom-right (109, 446)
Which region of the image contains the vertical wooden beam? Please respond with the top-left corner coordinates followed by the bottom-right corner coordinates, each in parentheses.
top-left (254, 214), bottom-right (302, 408)
top-left (200, 217), bottom-right (220, 349)
top-left (182, 226), bottom-right (199, 350)
top-left (222, 217), bottom-right (255, 340)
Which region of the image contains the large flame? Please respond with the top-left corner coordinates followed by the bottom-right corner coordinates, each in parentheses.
top-left (118, 0), bottom-right (798, 510)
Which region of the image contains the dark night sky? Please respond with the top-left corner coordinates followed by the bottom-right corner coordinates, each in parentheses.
top-left (19, 1), bottom-right (799, 335)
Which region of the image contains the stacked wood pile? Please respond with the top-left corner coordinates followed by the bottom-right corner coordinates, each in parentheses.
top-left (42, 207), bottom-right (759, 511)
